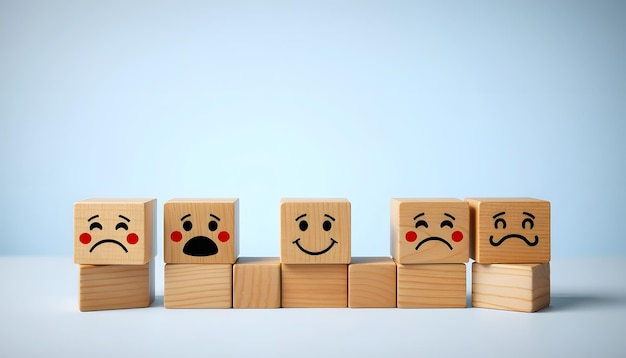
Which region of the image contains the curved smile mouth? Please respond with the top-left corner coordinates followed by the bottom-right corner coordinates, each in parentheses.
top-left (415, 237), bottom-right (453, 251)
top-left (183, 236), bottom-right (219, 256)
top-left (489, 234), bottom-right (539, 247)
top-left (292, 238), bottom-right (338, 256)
top-left (89, 239), bottom-right (128, 253)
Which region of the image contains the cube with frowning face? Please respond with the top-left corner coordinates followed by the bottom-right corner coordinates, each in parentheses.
top-left (391, 198), bottom-right (469, 264)
top-left (280, 199), bottom-right (350, 264)
top-left (465, 198), bottom-right (550, 264)
top-left (74, 198), bottom-right (156, 265)
top-left (164, 199), bottom-right (239, 264)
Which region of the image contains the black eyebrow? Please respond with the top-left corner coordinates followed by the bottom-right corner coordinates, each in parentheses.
top-left (413, 213), bottom-right (425, 220)
top-left (523, 212), bottom-right (535, 219)
top-left (210, 214), bottom-right (221, 221)
top-left (492, 212), bottom-right (506, 219)
top-left (444, 213), bottom-right (456, 220)
top-left (324, 214), bottom-right (335, 221)
top-left (295, 214), bottom-right (307, 221)
top-left (181, 214), bottom-right (191, 221)
top-left (119, 215), bottom-right (130, 222)
top-left (87, 215), bottom-right (99, 222)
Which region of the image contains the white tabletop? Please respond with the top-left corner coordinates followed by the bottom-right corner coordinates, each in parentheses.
top-left (1, 257), bottom-right (624, 357)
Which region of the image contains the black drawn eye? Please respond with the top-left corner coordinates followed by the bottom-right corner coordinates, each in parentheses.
top-left (494, 218), bottom-right (507, 229)
top-left (322, 220), bottom-right (332, 231)
top-left (208, 220), bottom-right (218, 231)
top-left (440, 220), bottom-right (453, 229)
top-left (299, 220), bottom-right (309, 231)
top-left (415, 220), bottom-right (428, 229)
top-left (183, 220), bottom-right (193, 231)
top-left (89, 222), bottom-right (102, 231)
top-left (115, 222), bottom-right (128, 230)
top-left (522, 218), bottom-right (534, 230)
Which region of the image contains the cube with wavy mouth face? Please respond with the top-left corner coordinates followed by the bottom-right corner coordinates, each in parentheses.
top-left (465, 198), bottom-right (550, 264)
top-left (164, 199), bottom-right (239, 264)
top-left (74, 198), bottom-right (156, 265)
top-left (391, 198), bottom-right (469, 264)
top-left (280, 199), bottom-right (351, 264)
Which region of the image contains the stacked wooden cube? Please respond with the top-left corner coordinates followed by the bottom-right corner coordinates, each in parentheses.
top-left (467, 198), bottom-right (551, 312)
top-left (390, 199), bottom-right (469, 308)
top-left (163, 199), bottom-right (239, 308)
top-left (74, 198), bottom-right (156, 311)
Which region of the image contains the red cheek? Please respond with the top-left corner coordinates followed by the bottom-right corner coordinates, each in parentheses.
top-left (79, 233), bottom-right (91, 244)
top-left (218, 231), bottom-right (230, 242)
top-left (171, 231), bottom-right (183, 242)
top-left (127, 233), bottom-right (139, 245)
top-left (452, 231), bottom-right (463, 242)
top-left (405, 231), bottom-right (417, 242)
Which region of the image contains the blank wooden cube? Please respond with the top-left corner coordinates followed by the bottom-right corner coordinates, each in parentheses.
top-left (472, 262), bottom-right (550, 312)
top-left (348, 257), bottom-right (396, 308)
top-left (164, 264), bottom-right (232, 308)
top-left (397, 263), bottom-right (466, 308)
top-left (164, 199), bottom-right (239, 264)
top-left (74, 198), bottom-right (156, 265)
top-left (79, 260), bottom-right (155, 311)
top-left (465, 198), bottom-right (550, 264)
top-left (280, 199), bottom-right (351, 264)
top-left (281, 264), bottom-right (347, 307)
top-left (391, 198), bottom-right (469, 264)
top-left (233, 257), bottom-right (281, 308)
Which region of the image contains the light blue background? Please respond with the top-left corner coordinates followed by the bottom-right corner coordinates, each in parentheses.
top-left (1, 0), bottom-right (624, 258)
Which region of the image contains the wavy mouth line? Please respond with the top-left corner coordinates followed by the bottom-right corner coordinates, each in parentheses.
top-left (89, 239), bottom-right (128, 253)
top-left (415, 237), bottom-right (453, 251)
top-left (489, 234), bottom-right (539, 247)
top-left (292, 238), bottom-right (338, 256)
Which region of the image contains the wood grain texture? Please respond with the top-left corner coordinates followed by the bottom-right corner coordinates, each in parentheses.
top-left (281, 264), bottom-right (347, 307)
top-left (391, 199), bottom-right (469, 264)
top-left (79, 260), bottom-right (155, 311)
top-left (233, 257), bottom-right (281, 308)
top-left (164, 199), bottom-right (239, 264)
top-left (472, 262), bottom-right (550, 312)
top-left (74, 198), bottom-right (156, 265)
top-left (164, 264), bottom-right (232, 308)
top-left (280, 199), bottom-right (351, 264)
top-left (348, 257), bottom-right (396, 308)
top-left (397, 263), bottom-right (466, 308)
top-left (466, 198), bottom-right (550, 264)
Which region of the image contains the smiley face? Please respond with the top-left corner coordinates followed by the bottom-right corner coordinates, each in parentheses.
top-left (164, 199), bottom-right (239, 264)
top-left (391, 199), bottom-right (469, 264)
top-left (465, 198), bottom-right (550, 264)
top-left (280, 199), bottom-right (351, 264)
top-left (74, 199), bottom-right (156, 265)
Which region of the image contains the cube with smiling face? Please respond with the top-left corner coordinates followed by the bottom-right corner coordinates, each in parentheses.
top-left (74, 198), bottom-right (156, 265)
top-left (280, 199), bottom-right (351, 264)
top-left (164, 199), bottom-right (239, 264)
top-left (391, 198), bottom-right (469, 264)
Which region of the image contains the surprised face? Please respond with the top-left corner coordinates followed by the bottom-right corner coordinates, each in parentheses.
top-left (164, 199), bottom-right (239, 264)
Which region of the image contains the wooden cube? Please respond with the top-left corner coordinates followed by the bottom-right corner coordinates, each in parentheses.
top-left (164, 264), bottom-right (232, 308)
top-left (233, 257), bottom-right (281, 308)
top-left (74, 199), bottom-right (156, 265)
top-left (281, 264), bottom-right (347, 307)
top-left (79, 260), bottom-right (155, 311)
top-left (348, 257), bottom-right (396, 308)
top-left (472, 262), bottom-right (550, 312)
top-left (280, 199), bottom-right (351, 264)
top-left (391, 199), bottom-right (469, 264)
top-left (465, 198), bottom-right (550, 263)
top-left (397, 263), bottom-right (466, 308)
top-left (164, 199), bottom-right (239, 264)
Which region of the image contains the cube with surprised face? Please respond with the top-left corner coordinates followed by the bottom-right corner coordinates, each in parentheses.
top-left (164, 199), bottom-right (239, 264)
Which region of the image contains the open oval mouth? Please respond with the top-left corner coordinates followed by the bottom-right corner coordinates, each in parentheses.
top-left (183, 236), bottom-right (219, 256)
top-left (292, 238), bottom-right (338, 256)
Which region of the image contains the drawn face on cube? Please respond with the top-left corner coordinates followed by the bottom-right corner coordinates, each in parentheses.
top-left (470, 199), bottom-right (550, 263)
top-left (74, 199), bottom-right (155, 265)
top-left (392, 200), bottom-right (469, 264)
top-left (164, 200), bottom-right (238, 264)
top-left (280, 199), bottom-right (351, 264)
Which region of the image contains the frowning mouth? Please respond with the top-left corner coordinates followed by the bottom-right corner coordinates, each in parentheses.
top-left (415, 237), bottom-right (453, 251)
top-left (89, 239), bottom-right (128, 253)
top-left (489, 234), bottom-right (539, 247)
top-left (292, 238), bottom-right (338, 256)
